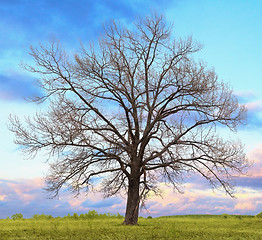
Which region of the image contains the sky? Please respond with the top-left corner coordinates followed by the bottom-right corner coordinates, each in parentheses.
top-left (0, 0), bottom-right (262, 219)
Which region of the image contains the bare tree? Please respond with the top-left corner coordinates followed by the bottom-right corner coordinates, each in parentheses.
top-left (9, 14), bottom-right (248, 225)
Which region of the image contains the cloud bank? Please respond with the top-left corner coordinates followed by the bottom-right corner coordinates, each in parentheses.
top-left (0, 141), bottom-right (261, 219)
top-left (1, 142), bottom-right (261, 219)
top-left (1, 176), bottom-right (261, 219)
top-left (0, 74), bottom-right (42, 101)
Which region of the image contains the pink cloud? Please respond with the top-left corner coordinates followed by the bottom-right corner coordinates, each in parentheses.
top-left (0, 91), bottom-right (14, 100)
top-left (245, 100), bottom-right (262, 112)
top-left (234, 202), bottom-right (256, 211)
top-left (142, 185), bottom-right (232, 216)
top-left (0, 173), bottom-right (262, 219)
top-left (141, 183), bottom-right (262, 217)
top-left (6, 178), bottom-right (44, 204)
top-left (246, 143), bottom-right (262, 177)
top-left (0, 178), bottom-right (126, 218)
top-left (0, 194), bottom-right (7, 201)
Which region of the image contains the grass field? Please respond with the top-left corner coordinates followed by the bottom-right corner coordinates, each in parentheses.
top-left (0, 213), bottom-right (262, 239)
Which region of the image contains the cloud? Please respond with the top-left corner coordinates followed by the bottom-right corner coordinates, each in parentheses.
top-left (245, 100), bottom-right (262, 113)
top-left (234, 90), bottom-right (257, 103)
top-left (0, 0), bottom-right (176, 59)
top-left (236, 99), bottom-right (262, 129)
top-left (235, 177), bottom-right (262, 190)
top-left (0, 0), bottom-right (139, 78)
top-left (141, 184), bottom-right (262, 217)
top-left (243, 144), bottom-right (262, 178)
top-left (0, 178), bottom-right (126, 218)
top-left (0, 0), bottom-right (161, 50)
top-left (234, 202), bottom-right (256, 211)
top-left (0, 194), bottom-right (7, 201)
top-left (229, 91), bottom-right (262, 129)
top-left (0, 174), bottom-right (262, 219)
top-left (81, 197), bottom-right (122, 208)
top-left (0, 73), bottom-right (42, 101)
top-left (0, 0), bottom-right (176, 102)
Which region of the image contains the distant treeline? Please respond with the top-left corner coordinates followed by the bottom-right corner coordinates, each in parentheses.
top-left (159, 214), bottom-right (257, 219)
top-left (6, 211), bottom-right (262, 220)
top-left (7, 210), bottom-right (124, 220)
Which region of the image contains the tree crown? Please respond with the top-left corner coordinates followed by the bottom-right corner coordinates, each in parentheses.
top-left (10, 15), bottom-right (248, 204)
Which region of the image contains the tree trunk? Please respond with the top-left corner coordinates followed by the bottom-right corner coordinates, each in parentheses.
top-left (123, 176), bottom-right (140, 225)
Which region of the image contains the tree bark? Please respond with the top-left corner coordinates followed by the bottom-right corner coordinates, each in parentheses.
top-left (123, 176), bottom-right (140, 225)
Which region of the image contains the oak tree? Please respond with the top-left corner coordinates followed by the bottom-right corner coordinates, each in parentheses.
top-left (10, 14), bottom-right (248, 225)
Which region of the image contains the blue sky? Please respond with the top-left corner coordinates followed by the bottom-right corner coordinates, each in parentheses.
top-left (1, 0), bottom-right (262, 218)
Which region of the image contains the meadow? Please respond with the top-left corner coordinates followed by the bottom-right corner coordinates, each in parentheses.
top-left (0, 212), bottom-right (262, 239)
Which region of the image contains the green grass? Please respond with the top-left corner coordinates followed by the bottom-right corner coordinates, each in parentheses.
top-left (0, 215), bottom-right (262, 239)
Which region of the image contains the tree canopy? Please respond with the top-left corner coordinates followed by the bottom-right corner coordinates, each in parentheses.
top-left (9, 14), bottom-right (249, 225)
